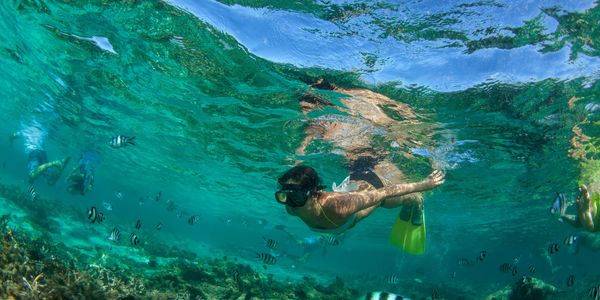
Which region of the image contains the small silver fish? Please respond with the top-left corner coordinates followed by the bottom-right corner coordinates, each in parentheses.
top-left (477, 250), bottom-right (487, 261)
top-left (96, 212), bottom-right (105, 224)
top-left (102, 201), bottom-right (113, 211)
top-left (108, 227), bottom-right (120, 242)
top-left (384, 275), bottom-right (400, 284)
top-left (188, 215), bottom-right (200, 225)
top-left (457, 257), bottom-right (471, 266)
top-left (564, 235), bottom-right (577, 246)
top-left (28, 185), bottom-right (37, 201)
top-left (109, 135), bottom-right (135, 148)
top-left (264, 237), bottom-right (277, 249)
top-left (321, 235), bottom-right (340, 246)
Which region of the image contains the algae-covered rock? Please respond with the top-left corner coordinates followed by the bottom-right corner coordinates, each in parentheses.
top-left (485, 276), bottom-right (559, 300)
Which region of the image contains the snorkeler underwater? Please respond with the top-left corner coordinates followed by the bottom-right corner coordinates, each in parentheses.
top-left (1, 0), bottom-right (600, 299)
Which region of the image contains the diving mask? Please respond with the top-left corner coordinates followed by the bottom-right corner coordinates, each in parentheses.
top-left (275, 184), bottom-right (311, 207)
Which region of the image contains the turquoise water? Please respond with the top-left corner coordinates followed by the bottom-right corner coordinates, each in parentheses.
top-left (1, 0), bottom-right (600, 299)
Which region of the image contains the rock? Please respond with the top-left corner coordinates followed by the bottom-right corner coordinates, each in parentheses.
top-left (485, 276), bottom-right (559, 300)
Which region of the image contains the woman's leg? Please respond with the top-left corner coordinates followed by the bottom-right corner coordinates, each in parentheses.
top-left (577, 185), bottom-right (596, 231)
top-left (33, 156), bottom-right (71, 185)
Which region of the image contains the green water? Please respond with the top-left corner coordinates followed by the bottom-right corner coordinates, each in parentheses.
top-left (1, 0), bottom-right (600, 299)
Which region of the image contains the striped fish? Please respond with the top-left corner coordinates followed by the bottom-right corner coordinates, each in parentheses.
top-left (528, 266), bottom-right (536, 273)
top-left (321, 234), bottom-right (340, 246)
top-left (109, 135), bottom-right (135, 148)
top-left (188, 215), bottom-right (200, 225)
top-left (361, 291), bottom-right (411, 300)
top-left (566, 275), bottom-right (575, 287)
top-left (87, 206), bottom-right (98, 223)
top-left (232, 271), bottom-right (241, 283)
top-left (477, 250), bottom-right (487, 261)
top-left (499, 262), bottom-right (511, 273)
top-left (28, 185), bottom-right (37, 201)
top-left (135, 219), bottom-right (142, 230)
top-left (431, 288), bottom-right (439, 300)
top-left (108, 228), bottom-right (120, 242)
top-left (548, 243), bottom-right (559, 254)
top-left (589, 285), bottom-right (599, 300)
top-left (130, 233), bottom-right (140, 246)
top-left (96, 212), bottom-right (105, 224)
top-left (564, 235), bottom-right (577, 246)
top-left (264, 237), bottom-right (277, 249)
top-left (457, 257), bottom-right (471, 266)
top-left (256, 252), bottom-right (276, 265)
top-left (384, 275), bottom-right (400, 284)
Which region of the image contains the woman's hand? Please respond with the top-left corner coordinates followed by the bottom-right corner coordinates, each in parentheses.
top-left (422, 170), bottom-right (445, 190)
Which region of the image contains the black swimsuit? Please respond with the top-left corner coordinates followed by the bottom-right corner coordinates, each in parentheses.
top-left (348, 155), bottom-right (384, 189)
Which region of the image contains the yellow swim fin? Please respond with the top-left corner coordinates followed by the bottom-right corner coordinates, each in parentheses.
top-left (388, 205), bottom-right (426, 255)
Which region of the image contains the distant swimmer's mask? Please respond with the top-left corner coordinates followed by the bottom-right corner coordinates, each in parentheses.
top-left (275, 184), bottom-right (312, 207)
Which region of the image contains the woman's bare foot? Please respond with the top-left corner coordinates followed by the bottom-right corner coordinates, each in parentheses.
top-left (578, 184), bottom-right (590, 206)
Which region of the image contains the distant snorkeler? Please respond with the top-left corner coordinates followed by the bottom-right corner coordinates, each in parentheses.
top-left (66, 150), bottom-right (99, 195)
top-left (275, 225), bottom-right (344, 263)
top-left (554, 185), bottom-right (599, 232)
top-left (13, 121), bottom-right (70, 185)
top-left (275, 165), bottom-right (444, 235)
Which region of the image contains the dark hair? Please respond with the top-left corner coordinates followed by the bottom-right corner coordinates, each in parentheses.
top-left (278, 166), bottom-right (322, 191)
